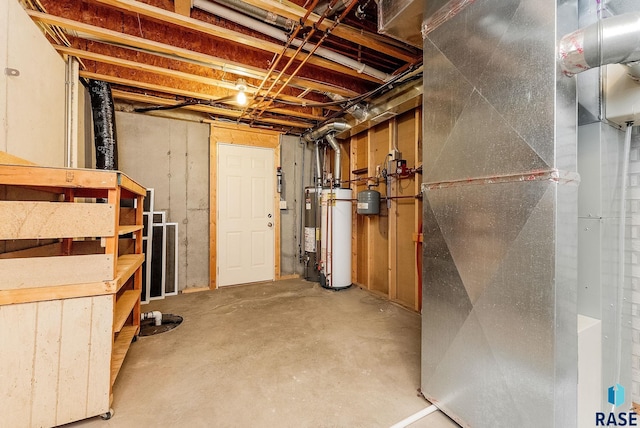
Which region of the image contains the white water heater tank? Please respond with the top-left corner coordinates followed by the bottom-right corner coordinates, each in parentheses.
top-left (320, 188), bottom-right (352, 289)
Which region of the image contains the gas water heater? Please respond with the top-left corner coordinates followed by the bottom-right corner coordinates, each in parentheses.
top-left (320, 187), bottom-right (352, 289)
top-left (303, 187), bottom-right (320, 282)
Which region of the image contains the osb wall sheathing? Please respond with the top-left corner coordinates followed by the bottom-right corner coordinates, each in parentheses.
top-left (347, 107), bottom-right (422, 311)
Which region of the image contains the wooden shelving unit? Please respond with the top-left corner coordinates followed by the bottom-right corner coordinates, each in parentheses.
top-left (0, 163), bottom-right (146, 427)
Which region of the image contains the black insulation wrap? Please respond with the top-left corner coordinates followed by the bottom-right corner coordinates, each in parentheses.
top-left (88, 80), bottom-right (119, 170)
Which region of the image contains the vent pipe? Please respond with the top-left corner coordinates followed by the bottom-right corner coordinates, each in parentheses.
top-left (325, 133), bottom-right (342, 187)
top-left (88, 79), bottom-right (119, 170)
top-left (303, 120), bottom-right (350, 188)
top-left (559, 12), bottom-right (640, 76)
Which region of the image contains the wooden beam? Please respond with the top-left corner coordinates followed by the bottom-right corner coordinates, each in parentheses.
top-left (0, 164), bottom-right (118, 189)
top-left (0, 254), bottom-right (114, 289)
top-left (0, 201), bottom-right (115, 240)
top-left (80, 71), bottom-right (325, 122)
top-left (174, 0), bottom-right (191, 16)
top-left (29, 11), bottom-right (359, 97)
top-left (90, 0), bottom-right (381, 83)
top-left (0, 151), bottom-right (36, 165)
top-left (112, 90), bottom-right (312, 129)
top-left (240, 0), bottom-right (419, 63)
top-left (388, 119), bottom-right (397, 301)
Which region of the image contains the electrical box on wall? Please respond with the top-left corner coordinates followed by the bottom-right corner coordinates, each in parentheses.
top-left (604, 64), bottom-right (640, 127)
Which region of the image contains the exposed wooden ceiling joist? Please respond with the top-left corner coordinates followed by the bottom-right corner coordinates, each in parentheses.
top-left (80, 71), bottom-right (327, 122)
top-left (238, 0), bottom-right (418, 63)
top-left (56, 45), bottom-right (327, 108)
top-left (174, 0), bottom-right (192, 16)
top-left (112, 90), bottom-right (313, 129)
top-left (28, 10), bottom-right (360, 97)
top-left (89, 0), bottom-right (382, 83)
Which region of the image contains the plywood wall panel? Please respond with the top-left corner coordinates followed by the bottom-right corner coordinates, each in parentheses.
top-left (31, 300), bottom-right (63, 428)
top-left (56, 297), bottom-right (93, 425)
top-left (368, 123), bottom-right (390, 294)
top-left (85, 295), bottom-right (113, 418)
top-left (0, 302), bottom-right (37, 428)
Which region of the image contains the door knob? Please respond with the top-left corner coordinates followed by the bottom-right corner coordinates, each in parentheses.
top-left (267, 222), bottom-right (273, 227)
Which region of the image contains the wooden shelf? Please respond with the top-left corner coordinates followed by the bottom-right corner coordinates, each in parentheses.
top-left (0, 164), bottom-right (146, 426)
top-left (118, 224), bottom-right (143, 236)
top-left (110, 325), bottom-right (139, 387)
top-left (113, 290), bottom-right (140, 333)
top-left (114, 254), bottom-right (145, 291)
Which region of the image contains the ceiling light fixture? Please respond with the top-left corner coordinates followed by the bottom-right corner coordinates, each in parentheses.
top-left (236, 78), bottom-right (247, 106)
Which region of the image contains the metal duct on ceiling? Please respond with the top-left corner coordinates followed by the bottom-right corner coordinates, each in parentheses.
top-left (420, 0), bottom-right (578, 427)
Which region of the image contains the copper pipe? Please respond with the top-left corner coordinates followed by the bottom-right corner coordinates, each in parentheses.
top-left (250, 0), bottom-right (358, 124)
top-left (237, 0), bottom-right (321, 121)
top-left (246, 0), bottom-right (340, 121)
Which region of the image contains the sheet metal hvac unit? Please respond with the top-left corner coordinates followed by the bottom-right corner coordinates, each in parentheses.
top-left (303, 187), bottom-right (320, 282)
top-left (320, 188), bottom-right (352, 289)
top-left (420, 0), bottom-right (578, 426)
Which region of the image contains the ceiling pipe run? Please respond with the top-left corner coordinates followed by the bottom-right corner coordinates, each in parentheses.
top-left (211, 0), bottom-right (295, 30)
top-left (193, 0), bottom-right (392, 82)
top-left (559, 12), bottom-right (640, 77)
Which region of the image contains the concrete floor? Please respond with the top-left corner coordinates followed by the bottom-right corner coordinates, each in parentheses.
top-left (67, 279), bottom-right (459, 427)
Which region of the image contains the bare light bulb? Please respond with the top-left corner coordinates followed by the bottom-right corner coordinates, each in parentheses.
top-left (236, 90), bottom-right (247, 106)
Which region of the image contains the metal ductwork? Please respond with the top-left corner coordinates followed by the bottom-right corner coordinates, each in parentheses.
top-left (559, 12), bottom-right (640, 76)
top-left (325, 133), bottom-right (342, 187)
top-left (302, 120), bottom-right (350, 143)
top-left (88, 79), bottom-right (119, 170)
top-left (326, 93), bottom-right (369, 121)
top-left (303, 120), bottom-right (350, 188)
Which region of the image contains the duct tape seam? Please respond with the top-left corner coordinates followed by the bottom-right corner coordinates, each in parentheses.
top-left (421, 169), bottom-right (581, 192)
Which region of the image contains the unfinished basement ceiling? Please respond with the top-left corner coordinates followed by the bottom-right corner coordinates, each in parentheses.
top-left (22, 0), bottom-right (422, 133)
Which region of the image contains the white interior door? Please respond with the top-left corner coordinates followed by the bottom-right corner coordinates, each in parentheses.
top-left (217, 143), bottom-right (275, 286)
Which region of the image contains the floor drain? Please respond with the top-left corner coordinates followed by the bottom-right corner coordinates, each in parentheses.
top-left (139, 314), bottom-right (183, 336)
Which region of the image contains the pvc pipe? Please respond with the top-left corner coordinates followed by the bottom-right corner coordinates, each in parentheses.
top-left (64, 56), bottom-right (79, 168)
top-left (193, 0), bottom-right (391, 82)
top-left (613, 123), bottom-right (634, 411)
top-left (389, 405), bottom-right (439, 428)
top-left (559, 12), bottom-right (640, 75)
top-left (141, 310), bottom-right (163, 326)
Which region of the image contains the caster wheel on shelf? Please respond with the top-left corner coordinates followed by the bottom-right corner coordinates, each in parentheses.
top-left (100, 408), bottom-right (114, 420)
top-left (132, 335), bottom-right (138, 343)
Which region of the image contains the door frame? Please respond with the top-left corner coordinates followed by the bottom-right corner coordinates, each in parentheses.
top-left (209, 123), bottom-right (281, 289)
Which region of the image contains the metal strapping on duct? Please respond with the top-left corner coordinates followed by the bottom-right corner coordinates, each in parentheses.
top-left (420, 0), bottom-right (476, 39)
top-left (559, 12), bottom-right (640, 76)
top-left (88, 80), bottom-right (119, 170)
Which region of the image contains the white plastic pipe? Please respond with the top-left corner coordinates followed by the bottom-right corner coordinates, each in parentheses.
top-left (141, 311), bottom-right (163, 326)
top-left (389, 404), bottom-right (439, 428)
top-left (193, 0), bottom-right (391, 82)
